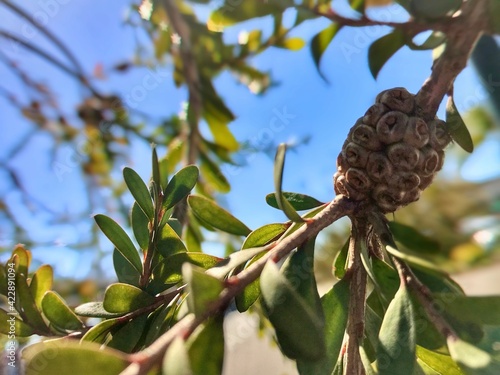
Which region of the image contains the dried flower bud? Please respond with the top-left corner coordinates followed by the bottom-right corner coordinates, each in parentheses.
top-left (417, 146), bottom-right (440, 176)
top-left (334, 173), bottom-right (367, 200)
top-left (376, 87), bottom-right (415, 113)
top-left (342, 142), bottom-right (370, 168)
top-left (404, 117), bottom-right (430, 148)
top-left (387, 142), bottom-right (420, 171)
top-left (363, 103), bottom-right (389, 126)
top-left (390, 171), bottom-right (420, 191)
top-left (428, 119), bottom-right (452, 150)
top-left (366, 152), bottom-right (393, 182)
top-left (350, 124), bottom-right (383, 151)
top-left (346, 168), bottom-right (372, 192)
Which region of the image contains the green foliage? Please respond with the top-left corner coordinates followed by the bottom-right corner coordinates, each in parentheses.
top-left (446, 95), bottom-right (475, 153)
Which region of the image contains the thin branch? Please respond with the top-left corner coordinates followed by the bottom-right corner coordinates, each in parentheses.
top-left (120, 195), bottom-right (358, 375)
top-left (343, 217), bottom-right (369, 375)
top-left (415, 0), bottom-right (489, 119)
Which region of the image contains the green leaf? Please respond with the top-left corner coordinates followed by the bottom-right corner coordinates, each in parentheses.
top-left (297, 278), bottom-right (350, 374)
top-left (0, 308), bottom-right (35, 337)
top-left (206, 246), bottom-right (268, 279)
top-left (242, 223), bottom-right (287, 249)
top-left (437, 294), bottom-right (500, 325)
top-left (377, 285), bottom-right (416, 375)
top-left (282, 237), bottom-right (323, 320)
top-left (81, 318), bottom-right (120, 344)
top-left (489, 0), bottom-right (500, 34)
top-left (10, 246), bottom-right (31, 277)
top-left (446, 96), bottom-right (474, 153)
top-left (188, 195), bottom-right (251, 236)
top-left (151, 252), bottom-right (221, 291)
top-left (409, 0), bottom-right (462, 20)
top-left (235, 277), bottom-right (260, 312)
top-left (29, 264), bottom-right (53, 310)
top-left (209, 0), bottom-right (293, 27)
top-left (277, 37), bottom-right (306, 51)
top-left (199, 153), bottom-right (230, 193)
top-left (113, 248), bottom-right (141, 287)
top-left (94, 214), bottom-right (143, 274)
top-left (15, 272), bottom-right (47, 332)
top-left (274, 144), bottom-right (304, 223)
top-left (163, 165), bottom-right (199, 211)
top-left (23, 340), bottom-right (130, 375)
top-left (389, 221), bottom-right (440, 254)
top-left (368, 29), bottom-right (406, 79)
top-left (41, 291), bottom-right (84, 331)
top-left (310, 23), bottom-right (342, 80)
top-left (265, 192), bottom-right (325, 211)
top-left (260, 261), bottom-right (325, 360)
top-left (123, 167), bottom-right (154, 220)
top-left (416, 345), bottom-right (463, 375)
top-left (406, 31), bottom-right (447, 51)
top-left (103, 283), bottom-right (155, 314)
top-left (183, 263), bottom-right (224, 317)
top-left (163, 337), bottom-right (193, 375)
top-left (156, 223), bottom-right (187, 258)
top-left (187, 316), bottom-right (225, 375)
top-left (131, 202), bottom-right (150, 251)
top-left (205, 117), bottom-right (239, 152)
top-left (108, 314), bottom-right (148, 353)
top-left (448, 338), bottom-right (500, 374)
top-left (75, 302), bottom-right (123, 318)
top-left (333, 239), bottom-right (349, 279)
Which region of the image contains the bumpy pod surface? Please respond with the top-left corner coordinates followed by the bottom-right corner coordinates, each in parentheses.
top-left (334, 87), bottom-right (451, 213)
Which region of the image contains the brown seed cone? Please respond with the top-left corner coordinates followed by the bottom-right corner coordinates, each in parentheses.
top-left (334, 87), bottom-right (452, 213)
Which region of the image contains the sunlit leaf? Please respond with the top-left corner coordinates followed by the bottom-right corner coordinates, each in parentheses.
top-left (188, 195), bottom-right (251, 236)
top-left (15, 272), bottom-right (47, 332)
top-left (199, 153), bottom-right (230, 193)
top-left (81, 317), bottom-right (120, 344)
top-left (297, 278), bottom-right (350, 374)
top-left (205, 118), bottom-right (239, 152)
top-left (10, 245), bottom-right (31, 277)
top-left (368, 29), bottom-right (406, 79)
top-left (94, 214), bottom-right (143, 274)
top-left (261, 261), bottom-right (325, 360)
top-left (123, 167), bottom-right (154, 220)
top-left (183, 263), bottom-right (224, 317)
top-left (29, 264), bottom-right (53, 310)
top-left (41, 291), bottom-right (84, 331)
top-left (377, 285), bottom-right (416, 374)
top-left (103, 283), bottom-right (155, 314)
top-left (209, 0), bottom-right (293, 27)
top-left (156, 223), bottom-right (187, 258)
top-left (333, 239), bottom-right (349, 279)
top-left (265, 192), bottom-right (325, 211)
top-left (163, 165), bottom-right (199, 211)
top-left (277, 37), bottom-right (306, 51)
top-left (416, 345), bottom-right (463, 375)
top-left (242, 223), bottom-right (288, 249)
top-left (274, 144), bottom-right (304, 223)
top-left (448, 337), bottom-right (500, 374)
top-left (23, 340), bottom-right (130, 375)
top-left (446, 96), bottom-right (474, 153)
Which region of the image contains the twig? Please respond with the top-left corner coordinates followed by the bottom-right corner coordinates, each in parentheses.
top-left (120, 195), bottom-right (357, 375)
top-left (343, 217), bottom-right (369, 375)
top-left (415, 0), bottom-right (489, 119)
top-left (162, 0), bottom-right (202, 227)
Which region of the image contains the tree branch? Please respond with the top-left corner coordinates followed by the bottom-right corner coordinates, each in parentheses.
top-left (120, 195), bottom-right (358, 375)
top-left (415, 0), bottom-right (489, 120)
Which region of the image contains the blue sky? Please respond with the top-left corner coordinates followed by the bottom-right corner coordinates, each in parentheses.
top-left (1, 1), bottom-right (498, 279)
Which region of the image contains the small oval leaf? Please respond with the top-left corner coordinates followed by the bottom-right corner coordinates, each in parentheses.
top-left (265, 192), bottom-right (325, 211)
top-left (183, 263), bottom-right (224, 317)
top-left (242, 223), bottom-right (288, 249)
top-left (123, 167), bottom-right (154, 220)
top-left (388, 221), bottom-right (440, 253)
top-left (261, 261), bottom-right (325, 360)
top-left (156, 223), bottom-right (187, 258)
top-left (41, 291), bottom-right (84, 331)
top-left (94, 214), bottom-right (143, 274)
top-left (29, 264), bottom-right (53, 310)
top-left (113, 248), bottom-right (141, 287)
top-left (131, 202), bottom-right (150, 251)
top-left (163, 165), bottom-right (199, 210)
top-left (188, 195), bottom-right (251, 236)
top-left (310, 23), bottom-right (342, 80)
top-left (75, 302), bottom-right (123, 318)
top-left (206, 246), bottom-right (268, 279)
top-left (103, 283), bottom-right (155, 314)
top-left (446, 96), bottom-right (474, 153)
top-left (187, 316), bottom-right (225, 375)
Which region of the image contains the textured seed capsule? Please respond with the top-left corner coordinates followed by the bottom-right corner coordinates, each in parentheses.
top-left (334, 87), bottom-right (452, 213)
